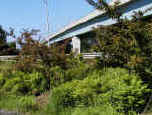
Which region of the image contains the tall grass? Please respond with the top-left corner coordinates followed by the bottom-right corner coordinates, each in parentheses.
top-left (0, 95), bottom-right (19, 111)
top-left (0, 95), bottom-right (38, 113)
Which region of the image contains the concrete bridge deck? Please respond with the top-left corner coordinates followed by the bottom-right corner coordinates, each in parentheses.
top-left (47, 0), bottom-right (152, 54)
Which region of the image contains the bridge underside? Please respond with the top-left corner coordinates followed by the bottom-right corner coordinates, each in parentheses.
top-left (49, 0), bottom-right (152, 55)
top-left (56, 15), bottom-right (152, 56)
top-left (55, 31), bottom-right (96, 54)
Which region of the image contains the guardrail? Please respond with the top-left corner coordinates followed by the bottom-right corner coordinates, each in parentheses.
top-left (0, 53), bottom-right (102, 62)
top-left (82, 52), bottom-right (102, 59)
top-left (0, 55), bottom-right (17, 61)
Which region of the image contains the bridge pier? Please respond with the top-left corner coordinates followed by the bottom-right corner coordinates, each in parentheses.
top-left (72, 36), bottom-right (81, 54)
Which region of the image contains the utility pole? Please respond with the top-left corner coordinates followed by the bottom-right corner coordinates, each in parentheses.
top-left (42, 0), bottom-right (50, 45)
top-left (42, 0), bottom-right (50, 34)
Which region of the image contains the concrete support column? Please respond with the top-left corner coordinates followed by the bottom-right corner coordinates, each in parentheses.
top-left (72, 36), bottom-right (81, 54)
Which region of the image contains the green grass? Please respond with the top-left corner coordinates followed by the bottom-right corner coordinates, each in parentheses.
top-left (0, 95), bottom-right (40, 114)
top-left (0, 95), bottom-right (19, 111)
top-left (0, 62), bottom-right (18, 111)
top-left (0, 93), bottom-right (128, 115)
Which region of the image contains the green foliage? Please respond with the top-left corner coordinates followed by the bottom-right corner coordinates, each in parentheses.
top-left (15, 29), bottom-right (71, 73)
top-left (0, 26), bottom-right (18, 55)
top-left (49, 57), bottom-right (92, 88)
top-left (94, 19), bottom-right (152, 68)
top-left (86, 0), bottom-right (152, 91)
top-left (86, 0), bottom-right (123, 21)
top-left (0, 73), bottom-right (5, 86)
top-left (49, 66), bottom-right (65, 88)
top-left (85, 2), bottom-right (152, 113)
top-left (14, 29), bottom-right (74, 91)
top-left (0, 71), bottom-right (48, 95)
top-left (72, 105), bottom-right (125, 115)
top-left (0, 26), bottom-right (7, 43)
top-left (18, 96), bottom-right (37, 111)
top-left (0, 95), bottom-right (38, 113)
top-left (0, 95), bottom-right (19, 111)
top-left (96, 68), bottom-right (150, 113)
top-left (0, 25), bottom-right (8, 53)
top-left (65, 61), bottom-right (90, 81)
top-left (48, 68), bottom-right (150, 114)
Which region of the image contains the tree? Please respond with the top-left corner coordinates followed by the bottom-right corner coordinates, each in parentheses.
top-left (0, 26), bottom-right (8, 49)
top-left (0, 26), bottom-right (18, 55)
top-left (86, 0), bottom-right (152, 83)
top-left (86, 0), bottom-right (123, 21)
top-left (15, 29), bottom-right (73, 89)
top-left (86, 1), bottom-right (152, 112)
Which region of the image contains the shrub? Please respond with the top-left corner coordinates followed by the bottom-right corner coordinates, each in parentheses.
top-left (0, 73), bottom-right (5, 87)
top-left (18, 96), bottom-right (38, 112)
top-left (49, 66), bottom-right (65, 88)
top-left (0, 61), bottom-right (15, 76)
top-left (49, 58), bottom-right (92, 88)
top-left (65, 62), bottom-right (90, 81)
top-left (15, 29), bottom-right (71, 73)
top-left (0, 71), bottom-right (48, 95)
top-left (48, 68), bottom-right (150, 114)
top-left (96, 68), bottom-right (150, 113)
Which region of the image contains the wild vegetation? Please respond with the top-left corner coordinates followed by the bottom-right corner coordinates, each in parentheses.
top-left (1, 0), bottom-right (152, 115)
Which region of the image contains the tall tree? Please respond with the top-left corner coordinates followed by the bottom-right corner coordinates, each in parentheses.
top-left (0, 26), bottom-right (18, 55)
top-left (0, 26), bottom-right (8, 51)
top-left (86, 0), bottom-right (122, 20)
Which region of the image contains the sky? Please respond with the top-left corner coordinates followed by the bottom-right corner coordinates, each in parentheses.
top-left (0, 0), bottom-right (94, 37)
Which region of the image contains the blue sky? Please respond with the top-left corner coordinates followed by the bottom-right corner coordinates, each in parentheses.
top-left (0, 0), bottom-right (93, 36)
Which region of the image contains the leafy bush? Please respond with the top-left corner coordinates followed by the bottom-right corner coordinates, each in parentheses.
top-left (0, 73), bottom-right (5, 86)
top-left (0, 61), bottom-right (15, 76)
top-left (49, 58), bottom-right (92, 88)
top-left (15, 29), bottom-right (71, 73)
top-left (91, 8), bottom-right (152, 89)
top-left (49, 66), bottom-right (65, 88)
top-left (65, 62), bottom-right (90, 81)
top-left (48, 68), bottom-right (150, 114)
top-left (86, 0), bottom-right (152, 89)
top-left (0, 71), bottom-right (48, 95)
top-left (96, 68), bottom-right (150, 113)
